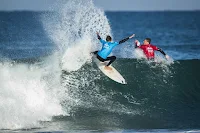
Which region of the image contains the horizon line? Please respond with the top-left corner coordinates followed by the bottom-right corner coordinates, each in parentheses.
top-left (0, 9), bottom-right (200, 12)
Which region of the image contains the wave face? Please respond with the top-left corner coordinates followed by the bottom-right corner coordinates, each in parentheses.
top-left (58, 59), bottom-right (200, 129)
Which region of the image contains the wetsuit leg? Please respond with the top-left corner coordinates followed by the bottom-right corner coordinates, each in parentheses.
top-left (97, 54), bottom-right (106, 62)
top-left (104, 56), bottom-right (116, 66)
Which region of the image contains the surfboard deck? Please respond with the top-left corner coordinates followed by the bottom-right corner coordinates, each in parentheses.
top-left (93, 56), bottom-right (127, 84)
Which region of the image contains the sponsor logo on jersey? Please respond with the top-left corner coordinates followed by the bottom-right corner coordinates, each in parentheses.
top-left (147, 47), bottom-right (153, 53)
top-left (103, 43), bottom-right (110, 49)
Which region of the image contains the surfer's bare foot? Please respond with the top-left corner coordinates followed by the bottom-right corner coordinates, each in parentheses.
top-left (104, 66), bottom-right (112, 70)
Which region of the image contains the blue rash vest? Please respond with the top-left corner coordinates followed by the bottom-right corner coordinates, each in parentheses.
top-left (97, 39), bottom-right (119, 59)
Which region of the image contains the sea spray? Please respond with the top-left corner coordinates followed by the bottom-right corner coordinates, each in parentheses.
top-left (43, 0), bottom-right (111, 72)
top-left (42, 0), bottom-right (139, 118)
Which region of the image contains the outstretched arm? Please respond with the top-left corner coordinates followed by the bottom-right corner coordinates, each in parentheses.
top-left (157, 48), bottom-right (170, 59)
top-left (96, 32), bottom-right (107, 45)
top-left (119, 34), bottom-right (135, 44)
top-left (158, 48), bottom-right (166, 56)
top-left (96, 32), bottom-right (101, 40)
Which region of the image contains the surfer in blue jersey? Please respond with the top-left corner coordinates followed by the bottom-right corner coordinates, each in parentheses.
top-left (93, 32), bottom-right (135, 70)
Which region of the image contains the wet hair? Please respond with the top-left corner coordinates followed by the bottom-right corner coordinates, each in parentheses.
top-left (106, 36), bottom-right (112, 42)
top-left (145, 38), bottom-right (151, 44)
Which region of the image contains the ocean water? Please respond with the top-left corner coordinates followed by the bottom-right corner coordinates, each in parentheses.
top-left (0, 0), bottom-right (200, 132)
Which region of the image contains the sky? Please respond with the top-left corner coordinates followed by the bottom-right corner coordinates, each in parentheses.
top-left (0, 0), bottom-right (200, 11)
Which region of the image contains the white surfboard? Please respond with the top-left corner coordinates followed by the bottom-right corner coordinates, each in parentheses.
top-left (93, 56), bottom-right (127, 84)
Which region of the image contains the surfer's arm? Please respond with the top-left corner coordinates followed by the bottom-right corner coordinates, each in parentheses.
top-left (157, 48), bottom-right (166, 56)
top-left (96, 32), bottom-right (106, 44)
top-left (119, 34), bottom-right (135, 44)
top-left (157, 48), bottom-right (170, 59)
top-left (119, 37), bottom-right (129, 44)
top-left (97, 32), bottom-right (101, 40)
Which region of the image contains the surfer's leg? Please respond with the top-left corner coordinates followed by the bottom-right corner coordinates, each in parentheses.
top-left (96, 54), bottom-right (106, 62)
top-left (105, 56), bottom-right (116, 66)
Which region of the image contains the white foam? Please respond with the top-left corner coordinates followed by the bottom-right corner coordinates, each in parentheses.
top-left (133, 48), bottom-right (147, 59)
top-left (0, 61), bottom-right (64, 129)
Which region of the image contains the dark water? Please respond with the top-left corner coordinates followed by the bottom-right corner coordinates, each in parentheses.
top-left (60, 59), bottom-right (200, 129)
top-left (0, 10), bottom-right (200, 133)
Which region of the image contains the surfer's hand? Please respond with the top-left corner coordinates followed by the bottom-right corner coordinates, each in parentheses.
top-left (165, 55), bottom-right (170, 60)
top-left (135, 40), bottom-right (140, 47)
top-left (129, 34), bottom-right (135, 39)
top-left (135, 40), bottom-right (140, 44)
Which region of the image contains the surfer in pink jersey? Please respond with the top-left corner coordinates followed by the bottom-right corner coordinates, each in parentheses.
top-left (135, 38), bottom-right (170, 60)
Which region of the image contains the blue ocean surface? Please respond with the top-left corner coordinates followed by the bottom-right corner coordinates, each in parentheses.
top-left (0, 11), bottom-right (200, 60)
top-left (0, 0), bottom-right (200, 133)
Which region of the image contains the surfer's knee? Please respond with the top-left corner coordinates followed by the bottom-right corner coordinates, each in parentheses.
top-left (112, 56), bottom-right (116, 60)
